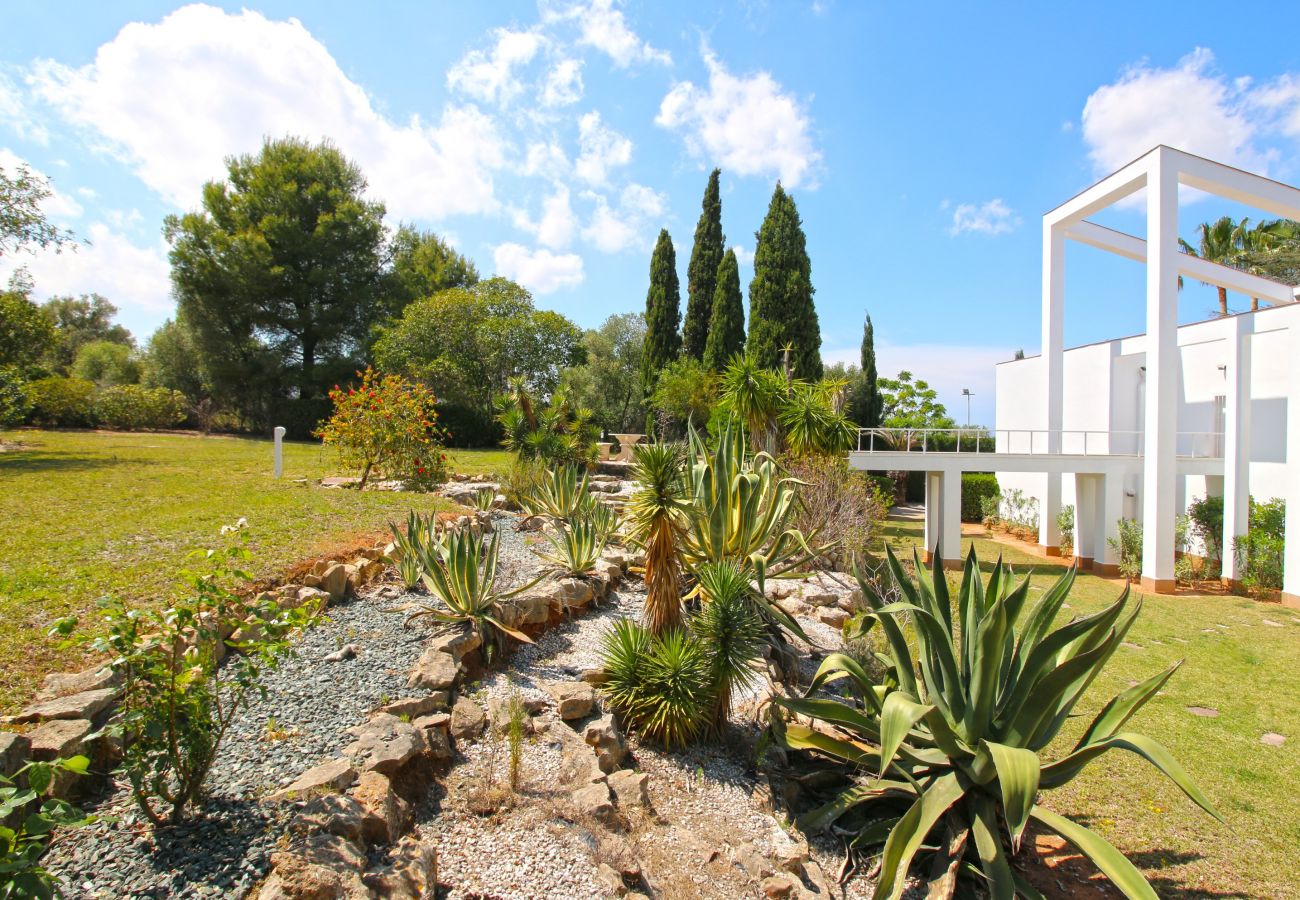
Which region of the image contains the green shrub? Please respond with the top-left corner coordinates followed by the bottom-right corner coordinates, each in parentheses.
top-left (61, 525), bottom-right (318, 824)
top-left (1108, 518), bottom-right (1143, 580)
top-left (599, 621), bottom-right (710, 749)
top-left (0, 366), bottom-right (30, 429)
top-left (496, 378), bottom-right (598, 468)
top-left (0, 756), bottom-right (94, 896)
top-left (786, 453), bottom-right (887, 570)
top-left (772, 547), bottom-right (1219, 900)
top-left (94, 384), bottom-right (187, 431)
top-left (72, 339), bottom-right (141, 386)
top-left (692, 561), bottom-right (766, 732)
top-left (1188, 494), bottom-right (1224, 565)
top-left (1234, 497), bottom-right (1285, 594)
top-left (978, 493), bottom-right (1001, 527)
top-left (1057, 504), bottom-right (1075, 556)
top-left (25, 375), bottom-right (97, 427)
top-left (960, 473), bottom-right (998, 523)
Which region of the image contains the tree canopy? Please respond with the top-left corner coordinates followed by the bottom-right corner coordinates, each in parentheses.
top-left (683, 169), bottom-right (724, 361)
top-left (560, 312), bottom-right (647, 433)
top-left (381, 224), bottom-right (479, 319)
top-left (878, 370), bottom-right (954, 430)
top-left (0, 286), bottom-right (57, 371)
top-left (747, 183), bottom-right (821, 379)
top-left (703, 248), bottom-right (745, 371)
top-left (847, 313), bottom-right (882, 427)
top-left (642, 228), bottom-right (682, 395)
top-left (41, 294), bottom-right (134, 372)
top-left (1, 163), bottom-right (75, 258)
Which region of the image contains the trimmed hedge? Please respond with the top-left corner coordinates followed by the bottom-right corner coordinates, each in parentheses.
top-left (961, 473), bottom-right (999, 523)
top-left (26, 376), bottom-right (97, 427)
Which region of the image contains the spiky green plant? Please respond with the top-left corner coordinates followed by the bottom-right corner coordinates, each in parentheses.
top-left (519, 464), bottom-right (595, 525)
top-left (538, 518), bottom-right (606, 577)
top-left (469, 487), bottom-right (496, 512)
top-left (778, 380), bottom-right (855, 455)
top-left (626, 443), bottom-right (690, 634)
top-left (772, 546), bottom-right (1220, 900)
top-left (692, 561), bottom-right (766, 732)
top-left (599, 621), bottom-right (710, 750)
top-left (496, 377), bottom-right (599, 467)
top-left (578, 500), bottom-right (622, 546)
top-left (391, 529), bottom-right (543, 663)
top-left (717, 353), bottom-right (785, 452)
top-left (388, 510), bottom-right (441, 589)
top-left (396, 550), bottom-right (423, 591)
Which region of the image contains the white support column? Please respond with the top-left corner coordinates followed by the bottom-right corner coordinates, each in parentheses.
top-left (1099, 472), bottom-right (1126, 575)
top-left (1221, 318), bottom-right (1252, 584)
top-left (1040, 475), bottom-right (1062, 553)
top-left (1074, 473), bottom-right (1097, 566)
top-left (941, 470), bottom-right (962, 568)
top-left (1139, 151), bottom-right (1180, 593)
top-left (1283, 325), bottom-right (1300, 607)
top-left (924, 472), bottom-right (942, 562)
top-left (1040, 222), bottom-right (1065, 553)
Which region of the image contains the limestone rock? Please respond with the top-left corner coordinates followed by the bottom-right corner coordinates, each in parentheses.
top-left (449, 697), bottom-right (487, 741)
top-left (407, 647), bottom-right (460, 691)
top-left (487, 696), bottom-right (536, 735)
top-left (595, 862), bottom-right (627, 896)
top-left (411, 713), bottom-right (452, 759)
top-left (734, 843), bottom-right (774, 879)
top-left (263, 833), bottom-right (368, 899)
top-left (271, 758), bottom-right (359, 801)
top-left (34, 668), bottom-right (117, 703)
top-left (775, 597), bottom-right (811, 619)
top-left (289, 794), bottom-right (369, 844)
top-left (607, 769), bottom-right (650, 809)
top-left (760, 874), bottom-right (798, 898)
top-left (13, 687), bottom-right (119, 724)
top-left (601, 548), bottom-right (630, 571)
top-left (571, 781), bottom-right (617, 826)
top-left (378, 694), bottom-right (447, 719)
top-left (319, 563), bottom-right (349, 600)
top-left (28, 718), bottom-right (91, 761)
top-left (583, 713), bottom-right (627, 774)
top-left (545, 681), bottom-right (596, 720)
top-left (427, 629), bottom-right (481, 663)
top-left (816, 607), bottom-right (850, 629)
top-left (323, 644), bottom-right (359, 663)
top-left (296, 586), bottom-right (332, 612)
top-left (343, 714), bottom-right (425, 775)
top-left (363, 835), bottom-right (437, 899)
top-left (350, 771), bottom-right (409, 845)
top-left (553, 576), bottom-right (595, 610)
top-left (0, 732), bottom-right (31, 779)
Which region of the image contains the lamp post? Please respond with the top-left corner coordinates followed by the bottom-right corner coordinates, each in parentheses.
top-left (961, 389), bottom-right (973, 427)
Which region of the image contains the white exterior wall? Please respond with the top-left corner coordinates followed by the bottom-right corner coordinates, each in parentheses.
top-left (995, 304), bottom-right (1300, 556)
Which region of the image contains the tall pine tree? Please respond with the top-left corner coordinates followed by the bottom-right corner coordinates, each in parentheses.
top-left (683, 169), bottom-right (724, 360)
top-left (849, 312), bottom-right (883, 426)
top-left (747, 183), bottom-right (821, 379)
top-left (703, 248), bottom-right (745, 371)
top-left (641, 228), bottom-right (682, 395)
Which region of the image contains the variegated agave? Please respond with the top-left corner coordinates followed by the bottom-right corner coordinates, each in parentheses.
top-left (391, 529), bottom-right (542, 662)
top-left (537, 518), bottom-right (606, 578)
top-left (388, 510), bottom-right (441, 589)
top-left (772, 547), bottom-right (1219, 900)
top-left (519, 464), bottom-right (596, 525)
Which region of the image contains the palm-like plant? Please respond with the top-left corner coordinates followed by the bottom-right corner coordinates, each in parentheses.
top-left (600, 621), bottom-right (711, 750)
top-left (717, 353), bottom-right (785, 453)
top-left (391, 529), bottom-right (542, 662)
top-left (496, 377), bottom-right (599, 467)
top-left (1177, 216), bottom-right (1286, 314)
top-left (538, 518), bottom-right (606, 577)
top-left (692, 562), bottom-right (766, 732)
top-left (772, 547), bottom-right (1219, 900)
top-left (626, 442), bottom-right (691, 634)
top-left (779, 380), bottom-right (855, 455)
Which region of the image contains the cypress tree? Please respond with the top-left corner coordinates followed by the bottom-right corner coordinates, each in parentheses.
top-left (747, 183), bottom-right (821, 379)
top-left (683, 168), bottom-right (724, 360)
top-left (703, 248), bottom-right (745, 371)
top-left (849, 312), bottom-right (882, 426)
top-left (641, 228), bottom-right (681, 394)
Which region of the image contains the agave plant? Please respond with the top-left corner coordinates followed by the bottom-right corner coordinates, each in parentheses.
top-left (391, 529), bottom-right (543, 662)
top-left (519, 464), bottom-right (595, 525)
top-left (537, 518), bottom-right (606, 578)
top-left (772, 547), bottom-right (1220, 900)
top-left (692, 561), bottom-right (766, 732)
top-left (625, 442), bottom-right (690, 634)
top-left (388, 510), bottom-right (441, 589)
top-left (469, 487), bottom-right (496, 512)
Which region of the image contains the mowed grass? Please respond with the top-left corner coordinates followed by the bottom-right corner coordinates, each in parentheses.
top-left (0, 429), bottom-right (512, 714)
top-left (883, 514), bottom-right (1299, 898)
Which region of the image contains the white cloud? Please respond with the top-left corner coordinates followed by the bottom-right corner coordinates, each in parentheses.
top-left (1080, 48), bottom-right (1300, 179)
top-left (493, 242), bottom-right (584, 293)
top-left (730, 244), bottom-right (754, 265)
top-left (543, 0), bottom-right (671, 68)
top-left (0, 221), bottom-right (173, 326)
top-left (948, 198), bottom-right (1019, 237)
top-left (656, 47), bottom-right (820, 188)
top-left (0, 74), bottom-right (48, 144)
top-left (522, 141), bottom-right (570, 179)
top-left (574, 111), bottom-right (632, 185)
top-left (541, 58), bottom-right (584, 107)
top-left (0, 148), bottom-right (82, 221)
top-left (511, 184), bottom-right (578, 249)
top-left (29, 4), bottom-right (507, 219)
top-left (579, 183), bottom-right (666, 253)
top-left (447, 28), bottom-right (546, 105)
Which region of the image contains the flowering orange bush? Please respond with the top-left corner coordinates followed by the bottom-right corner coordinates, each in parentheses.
top-left (316, 367), bottom-right (449, 490)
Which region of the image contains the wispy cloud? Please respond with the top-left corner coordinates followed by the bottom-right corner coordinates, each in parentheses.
top-left (947, 199), bottom-right (1020, 237)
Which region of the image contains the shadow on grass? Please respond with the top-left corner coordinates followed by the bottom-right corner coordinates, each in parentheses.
top-left (0, 450), bottom-right (152, 475)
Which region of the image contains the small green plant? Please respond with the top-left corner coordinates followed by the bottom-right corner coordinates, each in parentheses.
top-left (692, 561), bottom-right (766, 733)
top-left (598, 620), bottom-right (711, 749)
top-left (262, 716), bottom-right (296, 741)
top-left (0, 757), bottom-right (94, 897)
top-left (772, 546), bottom-right (1220, 900)
top-left (579, 501), bottom-right (622, 546)
top-left (1109, 517), bottom-right (1143, 580)
top-left (59, 523), bottom-right (318, 825)
top-left (390, 529), bottom-right (543, 663)
top-left (1234, 497), bottom-right (1286, 594)
top-left (518, 464), bottom-right (595, 525)
top-left (1188, 494), bottom-right (1224, 569)
top-left (1057, 504), bottom-right (1075, 557)
top-left (389, 510), bottom-right (441, 589)
top-left (469, 487), bottom-right (496, 512)
top-left (504, 686), bottom-right (528, 792)
top-left (538, 518), bottom-right (606, 577)
top-left (978, 492), bottom-right (1001, 528)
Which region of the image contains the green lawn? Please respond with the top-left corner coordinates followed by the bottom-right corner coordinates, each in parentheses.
top-left (884, 515), bottom-right (1299, 898)
top-left (0, 429), bottom-right (511, 714)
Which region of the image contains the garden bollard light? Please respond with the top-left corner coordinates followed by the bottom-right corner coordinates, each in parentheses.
top-left (274, 426), bottom-right (285, 478)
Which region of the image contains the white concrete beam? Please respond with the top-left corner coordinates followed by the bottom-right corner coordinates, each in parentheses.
top-left (1045, 151), bottom-right (1151, 226)
top-left (1172, 148), bottom-right (1300, 222)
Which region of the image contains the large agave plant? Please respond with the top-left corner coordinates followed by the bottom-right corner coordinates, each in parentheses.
top-left (388, 510), bottom-right (441, 589)
top-left (537, 518), bottom-right (606, 577)
top-left (519, 464), bottom-right (596, 525)
top-left (391, 529), bottom-right (543, 662)
top-left (772, 547), bottom-right (1220, 900)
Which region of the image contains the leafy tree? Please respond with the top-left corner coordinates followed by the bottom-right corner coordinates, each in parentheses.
top-left (560, 312), bottom-right (647, 433)
top-left (0, 163), bottom-right (75, 258)
top-left (683, 169), bottom-right (724, 360)
top-left (0, 287), bottom-right (57, 370)
top-left (72, 340), bottom-right (141, 387)
top-left (649, 357), bottom-right (717, 439)
top-left (165, 137), bottom-right (387, 415)
top-left (702, 248), bottom-right (745, 371)
top-left (747, 183), bottom-right (821, 380)
top-left (878, 370), bottom-right (955, 440)
top-left (381, 224), bottom-right (479, 319)
top-left (847, 312), bottom-right (882, 427)
top-left (143, 318), bottom-right (208, 401)
top-left (1179, 216), bottom-right (1283, 315)
top-left (41, 294), bottom-right (134, 372)
top-left (642, 229), bottom-right (681, 396)
top-left (374, 277), bottom-right (585, 443)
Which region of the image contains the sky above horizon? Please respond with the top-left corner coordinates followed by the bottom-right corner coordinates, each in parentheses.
top-left (3, 2), bottom-right (1300, 426)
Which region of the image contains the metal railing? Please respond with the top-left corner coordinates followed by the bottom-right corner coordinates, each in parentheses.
top-left (854, 428), bottom-right (1224, 459)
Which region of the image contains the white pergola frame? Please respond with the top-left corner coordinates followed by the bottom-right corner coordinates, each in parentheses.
top-left (1040, 146), bottom-right (1300, 594)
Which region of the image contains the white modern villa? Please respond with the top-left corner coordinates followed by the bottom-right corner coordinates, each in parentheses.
top-left (851, 146), bottom-right (1300, 606)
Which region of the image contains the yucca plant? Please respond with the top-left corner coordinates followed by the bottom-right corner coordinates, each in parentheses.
top-left (599, 621), bottom-right (710, 750)
top-left (519, 464), bottom-right (595, 525)
top-left (391, 529), bottom-right (543, 663)
top-left (626, 442), bottom-right (691, 634)
top-left (778, 380), bottom-right (855, 455)
top-left (692, 561), bottom-right (766, 733)
top-left (538, 518), bottom-right (606, 577)
top-left (772, 546), bottom-right (1220, 900)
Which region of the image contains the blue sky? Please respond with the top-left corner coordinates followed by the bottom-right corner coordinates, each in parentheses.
top-left (3, 2), bottom-right (1300, 425)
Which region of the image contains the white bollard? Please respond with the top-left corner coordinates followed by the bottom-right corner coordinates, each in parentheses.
top-left (273, 426), bottom-right (285, 478)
